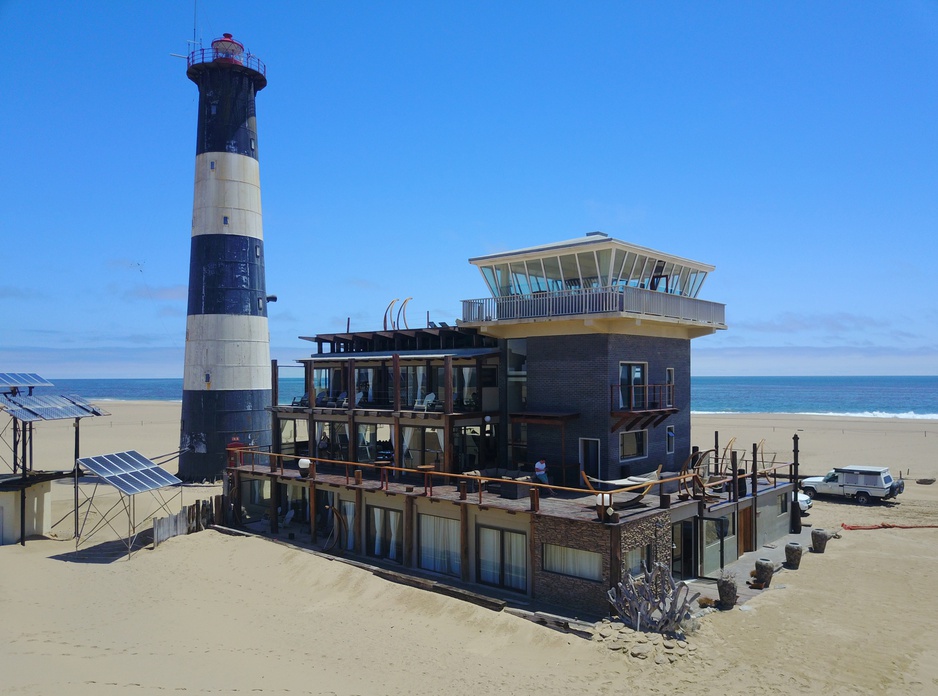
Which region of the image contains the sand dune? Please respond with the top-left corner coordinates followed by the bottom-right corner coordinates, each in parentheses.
top-left (2, 403), bottom-right (936, 694)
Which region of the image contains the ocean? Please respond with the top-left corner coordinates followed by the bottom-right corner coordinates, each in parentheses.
top-left (27, 376), bottom-right (938, 419)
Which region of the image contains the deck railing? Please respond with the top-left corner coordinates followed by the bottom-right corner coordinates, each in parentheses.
top-left (461, 286), bottom-right (725, 325)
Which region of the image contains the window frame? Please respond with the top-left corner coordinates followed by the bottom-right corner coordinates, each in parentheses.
top-left (619, 429), bottom-right (648, 462)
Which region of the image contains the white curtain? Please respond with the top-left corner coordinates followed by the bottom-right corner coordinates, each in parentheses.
top-left (419, 514), bottom-right (460, 576)
top-left (341, 500), bottom-right (356, 551)
top-left (478, 527), bottom-right (500, 585)
top-left (387, 510), bottom-right (401, 561)
top-left (504, 531), bottom-right (527, 590)
top-left (543, 543), bottom-right (602, 581)
top-left (372, 506), bottom-right (384, 556)
top-left (624, 545), bottom-right (647, 578)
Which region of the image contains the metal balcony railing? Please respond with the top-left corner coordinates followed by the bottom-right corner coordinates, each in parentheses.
top-left (461, 286), bottom-right (725, 325)
top-left (188, 47), bottom-right (267, 77)
top-left (610, 383), bottom-right (675, 412)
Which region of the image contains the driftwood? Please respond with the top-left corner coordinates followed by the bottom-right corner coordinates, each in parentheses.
top-left (607, 562), bottom-right (700, 635)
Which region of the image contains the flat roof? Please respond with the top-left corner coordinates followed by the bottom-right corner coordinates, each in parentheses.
top-left (468, 232), bottom-right (714, 273)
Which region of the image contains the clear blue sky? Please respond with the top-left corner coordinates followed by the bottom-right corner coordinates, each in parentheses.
top-left (2, 1), bottom-right (936, 378)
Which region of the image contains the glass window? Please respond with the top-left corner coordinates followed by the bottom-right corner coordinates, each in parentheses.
top-left (778, 494), bottom-right (788, 515)
top-left (526, 259), bottom-right (548, 292)
top-left (367, 505), bottom-right (403, 562)
top-left (542, 257), bottom-right (564, 291)
top-left (577, 251), bottom-right (600, 288)
top-left (704, 515), bottom-right (735, 546)
top-left (619, 430), bottom-right (647, 461)
top-left (559, 254), bottom-right (580, 289)
top-left (454, 425), bottom-right (481, 472)
top-left (493, 263), bottom-right (511, 296)
top-left (339, 499), bottom-right (356, 551)
top-left (509, 262), bottom-right (531, 295)
top-left (481, 266), bottom-right (498, 297)
top-left (418, 514), bottom-right (461, 577)
top-left (624, 544), bottom-right (651, 578)
top-left (543, 543), bottom-right (602, 581)
top-left (619, 362), bottom-right (647, 409)
top-left (453, 365), bottom-right (479, 411)
top-left (596, 248), bottom-right (612, 286)
top-left (667, 425), bottom-right (675, 454)
top-left (401, 426), bottom-right (444, 468)
top-left (478, 526), bottom-right (527, 591)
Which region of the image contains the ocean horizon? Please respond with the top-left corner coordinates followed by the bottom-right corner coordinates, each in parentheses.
top-left (21, 375), bottom-right (938, 420)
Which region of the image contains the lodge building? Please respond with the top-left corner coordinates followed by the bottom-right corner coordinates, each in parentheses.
top-left (226, 232), bottom-right (799, 616)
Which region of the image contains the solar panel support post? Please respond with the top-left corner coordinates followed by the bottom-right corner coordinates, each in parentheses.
top-left (74, 417), bottom-right (80, 542)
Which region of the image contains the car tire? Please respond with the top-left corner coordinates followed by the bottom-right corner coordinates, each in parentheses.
top-left (855, 491), bottom-right (871, 505)
top-left (802, 487), bottom-right (816, 499)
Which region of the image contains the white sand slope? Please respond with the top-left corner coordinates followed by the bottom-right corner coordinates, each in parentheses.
top-left (1, 404), bottom-right (936, 694)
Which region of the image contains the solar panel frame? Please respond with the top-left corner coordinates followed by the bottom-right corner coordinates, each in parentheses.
top-left (0, 394), bottom-right (109, 422)
top-left (78, 450), bottom-right (182, 496)
top-left (0, 373), bottom-right (54, 389)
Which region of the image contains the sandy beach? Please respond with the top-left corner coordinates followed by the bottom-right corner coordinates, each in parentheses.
top-left (2, 402), bottom-right (937, 695)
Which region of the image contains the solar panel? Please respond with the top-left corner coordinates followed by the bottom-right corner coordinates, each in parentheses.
top-left (78, 450), bottom-right (181, 496)
top-left (0, 394), bottom-right (109, 422)
top-left (0, 373), bottom-right (54, 389)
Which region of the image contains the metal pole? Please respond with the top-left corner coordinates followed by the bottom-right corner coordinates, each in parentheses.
top-left (74, 418), bottom-right (80, 541)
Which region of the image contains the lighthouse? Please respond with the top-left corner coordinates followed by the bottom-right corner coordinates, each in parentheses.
top-left (179, 34), bottom-right (271, 480)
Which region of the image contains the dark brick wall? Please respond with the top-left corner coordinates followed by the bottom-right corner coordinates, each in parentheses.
top-left (532, 510), bottom-right (672, 617)
top-left (533, 514), bottom-right (613, 617)
top-left (525, 334), bottom-right (691, 480)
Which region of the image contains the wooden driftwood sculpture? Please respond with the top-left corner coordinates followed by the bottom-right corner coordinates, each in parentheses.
top-left (607, 562), bottom-right (700, 635)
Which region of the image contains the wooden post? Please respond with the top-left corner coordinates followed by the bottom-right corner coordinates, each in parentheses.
top-left (392, 353), bottom-right (401, 413)
top-left (403, 495), bottom-right (415, 568)
top-left (610, 525), bottom-right (622, 590)
top-left (309, 480), bottom-right (318, 540)
top-left (731, 450), bottom-right (738, 501)
top-left (791, 434), bottom-right (802, 534)
top-left (460, 501), bottom-right (470, 583)
top-left (354, 487), bottom-right (363, 554)
top-left (750, 449), bottom-right (758, 549)
top-left (529, 486), bottom-right (539, 512)
top-left (444, 355), bottom-right (453, 414)
top-left (269, 475), bottom-right (279, 534)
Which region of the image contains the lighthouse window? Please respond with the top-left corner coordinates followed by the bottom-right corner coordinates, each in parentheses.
top-left (210, 103), bottom-right (217, 115)
top-left (250, 138), bottom-right (255, 150)
top-left (210, 161), bottom-right (215, 170)
top-left (257, 298), bottom-right (264, 310)
top-left (255, 245), bottom-right (260, 257)
top-left (223, 216), bottom-right (229, 225)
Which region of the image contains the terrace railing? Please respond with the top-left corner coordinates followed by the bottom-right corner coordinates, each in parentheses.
top-left (461, 286), bottom-right (725, 326)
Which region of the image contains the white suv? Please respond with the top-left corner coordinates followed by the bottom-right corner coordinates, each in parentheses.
top-left (801, 466), bottom-right (904, 505)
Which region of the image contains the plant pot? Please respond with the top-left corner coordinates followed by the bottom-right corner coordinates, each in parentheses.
top-left (716, 577), bottom-right (737, 609)
top-left (785, 542), bottom-right (803, 569)
top-left (811, 528), bottom-right (829, 553)
top-left (754, 558), bottom-right (774, 587)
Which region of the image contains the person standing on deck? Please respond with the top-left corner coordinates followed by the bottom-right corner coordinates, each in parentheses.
top-left (534, 458), bottom-right (551, 496)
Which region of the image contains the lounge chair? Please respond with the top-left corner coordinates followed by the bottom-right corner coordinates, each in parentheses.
top-left (414, 393), bottom-right (437, 411)
top-left (292, 393), bottom-right (309, 407)
top-left (581, 471), bottom-right (654, 507)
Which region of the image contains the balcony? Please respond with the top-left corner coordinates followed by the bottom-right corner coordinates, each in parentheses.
top-left (461, 286), bottom-right (725, 327)
top-left (609, 383), bottom-right (677, 433)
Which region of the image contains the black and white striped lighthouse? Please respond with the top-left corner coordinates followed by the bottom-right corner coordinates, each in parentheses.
top-left (179, 34), bottom-right (271, 480)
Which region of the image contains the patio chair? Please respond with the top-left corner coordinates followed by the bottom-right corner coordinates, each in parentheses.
top-left (581, 471), bottom-right (654, 507)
